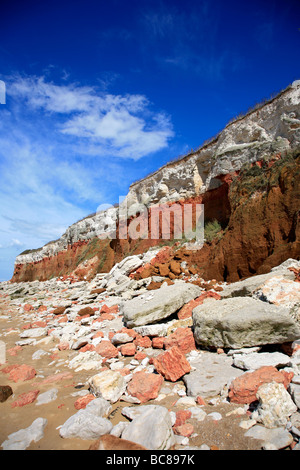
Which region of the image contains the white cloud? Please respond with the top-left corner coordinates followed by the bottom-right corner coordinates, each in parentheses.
top-left (10, 239), bottom-right (24, 248)
top-left (7, 75), bottom-right (174, 159)
top-left (0, 73), bottom-right (175, 280)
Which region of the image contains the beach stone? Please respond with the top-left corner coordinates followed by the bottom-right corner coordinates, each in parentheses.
top-left (0, 385), bottom-right (13, 402)
top-left (36, 388), bottom-right (58, 406)
top-left (173, 423), bottom-right (194, 437)
top-left (122, 405), bottom-right (175, 450)
top-left (68, 351), bottom-right (103, 372)
top-left (127, 370), bottom-right (164, 403)
top-left (74, 394), bottom-right (95, 410)
top-left (88, 370), bottom-right (126, 403)
top-left (20, 327), bottom-right (47, 338)
top-left (254, 382), bottom-right (297, 428)
top-left (121, 281), bottom-right (202, 327)
top-left (77, 306), bottom-right (95, 316)
top-left (152, 346), bottom-right (191, 382)
top-left (133, 335), bottom-right (152, 348)
top-left (119, 343), bottom-right (136, 356)
top-left (233, 351), bottom-right (291, 370)
top-left (244, 424), bottom-right (293, 450)
top-left (289, 383), bottom-right (300, 409)
top-left (111, 332), bottom-right (134, 345)
top-left (228, 366), bottom-right (294, 404)
top-left (183, 352), bottom-right (243, 398)
top-left (95, 340), bottom-right (119, 359)
top-left (59, 409), bottom-right (112, 440)
top-left (11, 389), bottom-right (40, 408)
top-left (8, 364), bottom-right (36, 383)
top-left (193, 297), bottom-right (300, 349)
top-left (84, 396), bottom-right (112, 417)
top-left (164, 327), bottom-right (196, 354)
top-left (152, 337), bottom-right (165, 349)
top-left (52, 306), bottom-right (66, 315)
top-left (1, 418), bottom-right (47, 450)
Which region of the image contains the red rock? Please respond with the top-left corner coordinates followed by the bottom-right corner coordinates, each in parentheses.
top-left (177, 292), bottom-right (221, 320)
top-left (152, 346), bottom-right (191, 382)
top-left (120, 343), bottom-right (136, 356)
top-left (11, 389), bottom-right (40, 407)
top-left (228, 366), bottom-right (294, 404)
top-left (127, 370), bottom-right (164, 403)
top-left (74, 393), bottom-right (95, 410)
top-left (92, 331), bottom-right (104, 339)
top-left (77, 307), bottom-right (95, 317)
top-left (164, 327), bottom-right (196, 354)
top-left (119, 327), bottom-right (137, 338)
top-left (173, 423), bottom-right (194, 437)
top-left (100, 304), bottom-right (119, 314)
top-left (24, 303), bottom-right (34, 312)
top-left (1, 364), bottom-right (18, 374)
top-left (52, 306), bottom-right (66, 315)
top-left (158, 263), bottom-right (170, 277)
top-left (170, 260), bottom-right (181, 275)
top-left (41, 371), bottom-right (73, 384)
top-left (152, 337), bottom-right (165, 349)
top-left (150, 246), bottom-right (174, 265)
top-left (95, 340), bottom-right (119, 359)
top-left (7, 345), bottom-right (22, 356)
top-left (79, 344), bottom-right (96, 353)
top-left (281, 341), bottom-right (300, 356)
top-left (196, 396), bottom-right (206, 406)
top-left (134, 352), bottom-right (147, 361)
top-left (133, 335), bottom-right (152, 348)
top-left (8, 364), bottom-right (36, 383)
top-left (58, 315), bottom-right (68, 323)
top-left (177, 299), bottom-right (200, 320)
top-left (174, 409), bottom-right (192, 427)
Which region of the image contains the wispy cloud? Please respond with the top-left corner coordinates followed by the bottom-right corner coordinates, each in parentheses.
top-left (8, 75), bottom-right (174, 159)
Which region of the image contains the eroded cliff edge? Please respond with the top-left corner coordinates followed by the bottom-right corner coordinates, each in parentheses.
top-left (11, 81), bottom-right (300, 283)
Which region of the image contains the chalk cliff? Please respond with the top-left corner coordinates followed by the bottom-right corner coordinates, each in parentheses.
top-left (11, 81), bottom-right (300, 282)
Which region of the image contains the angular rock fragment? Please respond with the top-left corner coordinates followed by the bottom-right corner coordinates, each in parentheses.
top-left (228, 366), bottom-right (294, 404)
top-left (127, 370), bottom-right (164, 403)
top-left (254, 382), bottom-right (297, 428)
top-left (193, 297), bottom-right (300, 349)
top-left (59, 410), bottom-right (112, 440)
top-left (121, 405), bottom-right (175, 450)
top-left (120, 281), bottom-right (202, 327)
top-left (1, 418), bottom-right (47, 450)
top-left (152, 346), bottom-right (191, 382)
top-left (164, 327), bottom-right (196, 354)
top-left (88, 370), bottom-right (126, 403)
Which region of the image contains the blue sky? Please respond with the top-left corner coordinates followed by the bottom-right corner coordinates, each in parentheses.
top-left (0, 0), bottom-right (299, 281)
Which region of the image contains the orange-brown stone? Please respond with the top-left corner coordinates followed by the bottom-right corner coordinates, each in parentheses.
top-left (152, 346), bottom-right (191, 382)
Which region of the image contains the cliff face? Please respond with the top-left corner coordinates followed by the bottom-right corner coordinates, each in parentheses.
top-left (11, 81), bottom-right (300, 283)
